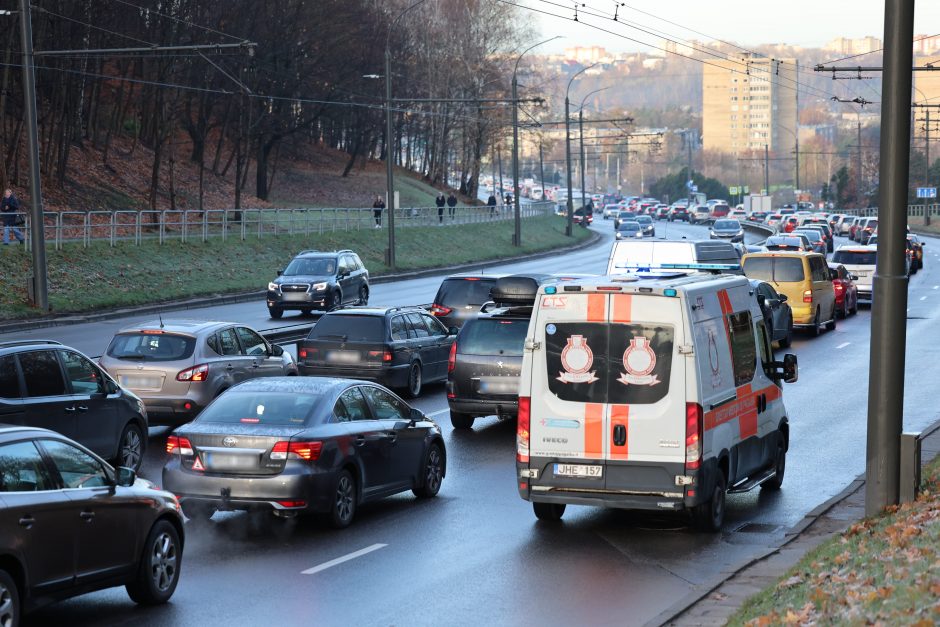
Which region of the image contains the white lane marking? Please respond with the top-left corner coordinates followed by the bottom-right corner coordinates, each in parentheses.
top-left (921, 296), bottom-right (927, 301)
top-left (836, 342), bottom-right (851, 349)
top-left (933, 285), bottom-right (938, 290)
top-left (427, 408), bottom-right (449, 418)
top-left (301, 544), bottom-right (387, 575)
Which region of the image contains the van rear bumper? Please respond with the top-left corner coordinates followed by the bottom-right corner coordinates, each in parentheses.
top-left (525, 490), bottom-right (687, 512)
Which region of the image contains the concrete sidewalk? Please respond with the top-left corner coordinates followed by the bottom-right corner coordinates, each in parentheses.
top-left (650, 417), bottom-right (940, 626)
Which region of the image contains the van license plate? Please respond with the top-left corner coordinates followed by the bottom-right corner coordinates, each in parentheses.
top-left (554, 464), bottom-right (603, 479)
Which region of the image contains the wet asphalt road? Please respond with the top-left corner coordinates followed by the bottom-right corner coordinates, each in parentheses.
top-left (8, 219), bottom-right (940, 626)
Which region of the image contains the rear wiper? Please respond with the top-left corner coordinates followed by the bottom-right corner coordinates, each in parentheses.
top-left (117, 354), bottom-right (148, 360)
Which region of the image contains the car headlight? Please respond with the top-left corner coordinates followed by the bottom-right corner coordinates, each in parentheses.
top-left (268, 282), bottom-right (279, 291)
top-left (738, 230), bottom-right (744, 236)
top-left (313, 282), bottom-right (328, 291)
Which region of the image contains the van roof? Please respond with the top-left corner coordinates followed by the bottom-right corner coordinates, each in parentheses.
top-left (537, 271), bottom-right (745, 297)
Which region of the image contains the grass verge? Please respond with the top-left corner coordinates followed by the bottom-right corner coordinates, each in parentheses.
top-left (0, 215), bottom-right (589, 320)
top-left (729, 455), bottom-right (940, 626)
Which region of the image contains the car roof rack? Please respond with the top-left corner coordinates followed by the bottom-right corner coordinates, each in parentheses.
top-left (0, 339), bottom-right (63, 349)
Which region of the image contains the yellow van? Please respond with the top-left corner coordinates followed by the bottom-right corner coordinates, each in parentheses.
top-left (741, 252), bottom-right (837, 336)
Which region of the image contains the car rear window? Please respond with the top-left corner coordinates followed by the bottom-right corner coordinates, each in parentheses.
top-left (743, 257), bottom-right (805, 282)
top-left (458, 318), bottom-right (528, 356)
top-left (794, 230), bottom-right (821, 241)
top-left (434, 278), bottom-right (497, 308)
top-left (309, 315), bottom-right (385, 342)
top-left (832, 250), bottom-right (877, 265)
top-left (197, 391), bottom-right (317, 425)
top-left (106, 333), bottom-right (196, 362)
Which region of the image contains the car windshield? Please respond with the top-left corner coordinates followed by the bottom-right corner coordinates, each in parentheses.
top-left (107, 333), bottom-right (196, 361)
top-left (619, 222), bottom-right (641, 231)
top-left (196, 391), bottom-right (317, 425)
top-left (794, 230), bottom-right (821, 242)
top-left (458, 318), bottom-right (528, 356)
top-left (618, 212), bottom-right (636, 219)
top-left (308, 315), bottom-right (385, 342)
top-left (284, 257), bottom-right (336, 276)
top-left (435, 278), bottom-right (497, 307)
top-left (636, 216), bottom-right (653, 224)
top-left (714, 220), bottom-right (740, 229)
top-left (743, 257), bottom-right (805, 282)
top-left (832, 250), bottom-right (877, 265)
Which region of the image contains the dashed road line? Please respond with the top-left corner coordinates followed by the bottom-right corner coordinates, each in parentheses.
top-left (836, 342), bottom-right (851, 349)
top-left (921, 296), bottom-right (927, 301)
top-left (301, 544), bottom-right (387, 575)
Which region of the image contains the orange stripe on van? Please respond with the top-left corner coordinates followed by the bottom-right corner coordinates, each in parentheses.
top-left (611, 294), bottom-right (632, 323)
top-left (736, 383), bottom-right (752, 399)
top-left (587, 293), bottom-right (606, 322)
top-left (717, 289), bottom-right (733, 315)
top-left (584, 403), bottom-right (604, 459)
top-left (738, 409), bottom-right (758, 439)
top-left (610, 405), bottom-right (629, 460)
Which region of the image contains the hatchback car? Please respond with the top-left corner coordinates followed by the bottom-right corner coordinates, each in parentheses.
top-left (709, 203), bottom-right (731, 219)
top-left (764, 234), bottom-right (811, 252)
top-left (602, 204), bottom-right (621, 219)
top-left (163, 377), bottom-right (445, 528)
top-left (859, 219), bottom-right (878, 245)
top-left (100, 320), bottom-right (297, 426)
top-left (832, 245), bottom-right (877, 302)
top-left (828, 263), bottom-right (859, 318)
top-left (429, 273), bottom-right (503, 330)
top-left (1, 340), bottom-right (148, 471)
top-left (297, 307), bottom-right (455, 397)
top-left (742, 251), bottom-right (837, 336)
top-left (792, 229), bottom-right (827, 254)
top-left (908, 234), bottom-right (925, 271)
top-left (266, 249), bottom-right (369, 318)
top-left (766, 213), bottom-right (784, 229)
top-left (710, 219), bottom-right (744, 242)
top-left (615, 220), bottom-right (643, 240)
top-left (0, 426), bottom-right (184, 625)
top-left (798, 222), bottom-right (834, 252)
top-left (635, 214), bottom-right (656, 237)
top-left (688, 205), bottom-right (709, 223)
top-left (751, 280), bottom-right (793, 348)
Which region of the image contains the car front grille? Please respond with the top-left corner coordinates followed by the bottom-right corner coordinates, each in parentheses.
top-left (281, 284), bottom-right (310, 293)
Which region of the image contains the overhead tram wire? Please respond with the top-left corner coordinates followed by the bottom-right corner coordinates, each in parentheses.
top-left (101, 0), bottom-right (247, 42)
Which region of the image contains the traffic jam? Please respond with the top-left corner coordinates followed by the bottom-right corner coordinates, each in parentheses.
top-left (0, 194), bottom-right (928, 623)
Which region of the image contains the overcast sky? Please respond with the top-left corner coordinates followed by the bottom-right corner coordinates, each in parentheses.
top-left (523, 1), bottom-right (940, 54)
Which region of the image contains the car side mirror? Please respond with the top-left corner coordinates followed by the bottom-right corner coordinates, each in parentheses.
top-left (448, 327), bottom-right (459, 336)
top-left (276, 269), bottom-right (284, 276)
top-left (778, 294), bottom-right (788, 302)
top-left (409, 407), bottom-right (425, 426)
top-left (115, 467), bottom-right (137, 487)
top-left (849, 274), bottom-right (858, 281)
top-left (270, 344), bottom-right (284, 357)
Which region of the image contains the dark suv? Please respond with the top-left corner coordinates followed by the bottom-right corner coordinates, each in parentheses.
top-left (267, 249), bottom-right (369, 318)
top-left (446, 275), bottom-right (549, 430)
top-left (0, 340), bottom-right (148, 470)
top-left (429, 273), bottom-right (504, 330)
top-left (297, 307), bottom-right (456, 397)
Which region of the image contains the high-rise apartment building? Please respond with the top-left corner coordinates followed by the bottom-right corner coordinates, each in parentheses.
top-left (914, 55), bottom-right (940, 141)
top-left (702, 55), bottom-right (798, 156)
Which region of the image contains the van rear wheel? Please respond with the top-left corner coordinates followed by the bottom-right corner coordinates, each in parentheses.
top-left (450, 412), bottom-right (474, 430)
top-left (693, 471), bottom-right (726, 532)
top-left (533, 502), bottom-right (566, 521)
top-left (810, 309), bottom-right (822, 337)
top-left (825, 310), bottom-right (837, 331)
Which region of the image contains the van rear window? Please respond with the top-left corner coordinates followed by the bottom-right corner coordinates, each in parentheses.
top-left (458, 318), bottom-right (528, 356)
top-left (743, 257), bottom-right (805, 282)
top-left (545, 323), bottom-right (674, 405)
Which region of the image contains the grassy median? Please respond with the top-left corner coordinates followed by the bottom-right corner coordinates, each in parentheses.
top-left (0, 214), bottom-right (590, 320)
top-left (729, 455), bottom-right (940, 626)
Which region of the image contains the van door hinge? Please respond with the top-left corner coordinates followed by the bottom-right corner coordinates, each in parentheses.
top-left (524, 338), bottom-right (541, 351)
top-left (678, 344), bottom-right (694, 355)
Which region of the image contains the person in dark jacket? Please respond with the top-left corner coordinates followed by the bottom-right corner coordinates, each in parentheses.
top-left (436, 193), bottom-right (446, 224)
top-left (447, 192), bottom-right (457, 219)
top-left (1, 188), bottom-right (25, 245)
top-left (487, 194), bottom-right (497, 215)
top-left (372, 195), bottom-right (385, 228)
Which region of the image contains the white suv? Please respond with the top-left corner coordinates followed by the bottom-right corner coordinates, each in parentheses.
top-left (831, 245), bottom-right (876, 302)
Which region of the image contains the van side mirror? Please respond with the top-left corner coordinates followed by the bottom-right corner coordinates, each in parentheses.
top-left (115, 467), bottom-right (137, 487)
top-left (782, 353), bottom-right (798, 383)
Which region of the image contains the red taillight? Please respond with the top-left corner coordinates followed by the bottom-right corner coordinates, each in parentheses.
top-left (177, 364), bottom-right (209, 382)
top-left (276, 500), bottom-right (307, 508)
top-left (299, 348), bottom-right (307, 359)
top-left (367, 349), bottom-right (392, 362)
top-left (430, 304), bottom-right (453, 317)
top-left (834, 282), bottom-right (844, 292)
top-left (271, 440), bottom-right (322, 462)
top-left (517, 396), bottom-right (531, 463)
top-left (685, 403), bottom-right (703, 471)
top-left (448, 341), bottom-right (457, 373)
top-left (166, 435), bottom-right (193, 456)
top-left (803, 290), bottom-right (813, 303)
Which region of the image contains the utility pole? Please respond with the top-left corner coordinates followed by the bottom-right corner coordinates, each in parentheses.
top-left (764, 144), bottom-right (770, 195)
top-left (19, 0), bottom-right (48, 311)
top-left (866, 0), bottom-right (914, 517)
top-left (795, 60), bottom-right (801, 193)
top-left (579, 108), bottom-right (586, 213)
top-left (857, 118), bottom-right (864, 203)
top-left (538, 140), bottom-right (545, 201)
top-left (564, 95), bottom-right (574, 236)
top-left (384, 46), bottom-right (396, 268)
top-left (686, 132), bottom-right (693, 203)
top-left (497, 145), bottom-right (504, 204)
top-left (511, 72), bottom-right (521, 245)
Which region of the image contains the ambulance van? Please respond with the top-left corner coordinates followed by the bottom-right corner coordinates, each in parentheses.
top-left (515, 268), bottom-right (798, 531)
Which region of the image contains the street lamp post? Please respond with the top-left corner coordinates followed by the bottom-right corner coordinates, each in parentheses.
top-left (512, 36), bottom-right (560, 246)
top-left (564, 62), bottom-right (599, 236)
top-left (578, 86), bottom-right (610, 216)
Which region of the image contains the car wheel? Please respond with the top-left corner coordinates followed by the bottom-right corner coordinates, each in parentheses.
top-left (126, 520), bottom-right (182, 605)
top-left (762, 442), bottom-right (786, 491)
top-left (838, 300), bottom-right (847, 319)
top-left (693, 469), bottom-right (727, 532)
top-left (0, 569), bottom-right (19, 627)
top-left (778, 316), bottom-right (793, 348)
top-left (268, 307), bottom-right (283, 320)
top-left (357, 286), bottom-right (369, 306)
top-left (826, 309), bottom-right (837, 331)
top-left (405, 362), bottom-right (422, 398)
top-left (413, 443), bottom-right (444, 498)
top-left (329, 290), bottom-right (343, 311)
top-left (117, 422), bottom-right (144, 472)
top-left (450, 412), bottom-right (474, 430)
top-left (811, 309), bottom-right (822, 337)
top-left (851, 297), bottom-right (859, 316)
top-left (533, 502), bottom-right (566, 521)
top-left (329, 470), bottom-right (356, 529)
top-left (181, 501), bottom-right (215, 521)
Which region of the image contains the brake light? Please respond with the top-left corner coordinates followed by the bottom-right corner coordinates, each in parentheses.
top-left (803, 290), bottom-right (813, 303)
top-left (271, 440), bottom-right (322, 461)
top-left (430, 304), bottom-right (453, 316)
top-left (834, 282), bottom-right (844, 292)
top-left (517, 396), bottom-right (530, 463)
top-left (448, 341), bottom-right (457, 373)
top-left (685, 403), bottom-right (703, 471)
top-left (368, 349), bottom-right (392, 362)
top-left (177, 364), bottom-right (209, 382)
top-left (166, 435), bottom-right (193, 456)
top-left (299, 348), bottom-right (307, 359)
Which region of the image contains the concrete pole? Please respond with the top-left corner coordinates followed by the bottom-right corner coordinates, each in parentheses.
top-left (858, 117), bottom-right (864, 203)
top-left (511, 74), bottom-right (521, 246)
top-left (384, 47), bottom-right (396, 269)
top-left (579, 109), bottom-right (586, 213)
top-left (795, 60), bottom-right (801, 193)
top-left (565, 96), bottom-right (574, 236)
top-left (538, 141), bottom-right (545, 201)
top-left (866, 0), bottom-right (914, 516)
top-left (764, 144), bottom-right (770, 195)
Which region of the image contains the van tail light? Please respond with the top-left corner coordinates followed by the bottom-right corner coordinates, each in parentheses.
top-left (430, 304), bottom-right (453, 317)
top-left (517, 396), bottom-right (531, 463)
top-left (177, 364), bottom-right (209, 382)
top-left (447, 341), bottom-right (457, 373)
top-left (271, 440), bottom-right (322, 462)
top-left (803, 290), bottom-right (813, 303)
top-left (685, 403), bottom-right (703, 471)
top-left (166, 435), bottom-right (194, 456)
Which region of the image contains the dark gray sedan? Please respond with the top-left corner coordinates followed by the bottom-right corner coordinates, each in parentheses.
top-left (162, 377), bottom-right (445, 528)
top-left (710, 219), bottom-right (745, 242)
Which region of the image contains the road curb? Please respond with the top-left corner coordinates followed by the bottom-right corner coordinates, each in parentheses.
top-left (0, 229), bottom-right (601, 335)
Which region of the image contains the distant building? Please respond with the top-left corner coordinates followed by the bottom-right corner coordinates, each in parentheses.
top-left (563, 46), bottom-right (608, 64)
top-left (914, 56), bottom-right (940, 141)
top-left (913, 35), bottom-right (940, 56)
top-left (702, 54), bottom-right (798, 156)
top-left (799, 125), bottom-right (836, 145)
top-left (824, 36), bottom-right (882, 56)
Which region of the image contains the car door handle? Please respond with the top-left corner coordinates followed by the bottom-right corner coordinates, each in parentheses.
top-left (353, 435), bottom-right (366, 447)
top-left (18, 516), bottom-right (35, 528)
top-left (380, 432), bottom-right (397, 443)
top-left (77, 406), bottom-right (88, 412)
top-left (64, 406), bottom-right (76, 412)
top-left (80, 511), bottom-right (95, 522)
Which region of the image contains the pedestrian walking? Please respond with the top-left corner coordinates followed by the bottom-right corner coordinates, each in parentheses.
top-left (1, 188), bottom-right (25, 245)
top-left (447, 192), bottom-right (457, 219)
top-left (487, 194), bottom-right (497, 216)
top-left (436, 193), bottom-right (446, 224)
top-left (372, 195), bottom-right (385, 228)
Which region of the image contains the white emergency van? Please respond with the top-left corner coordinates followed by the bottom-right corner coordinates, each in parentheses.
top-left (515, 268), bottom-right (798, 530)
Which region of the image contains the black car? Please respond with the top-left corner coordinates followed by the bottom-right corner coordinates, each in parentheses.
top-left (297, 307), bottom-right (455, 397)
top-left (0, 340), bottom-right (148, 471)
top-left (266, 249), bottom-right (369, 318)
top-left (792, 229), bottom-right (827, 255)
top-left (429, 273), bottom-right (504, 330)
top-left (162, 377), bottom-right (445, 528)
top-left (751, 280), bottom-right (793, 348)
top-left (798, 222), bottom-right (834, 252)
top-left (0, 426), bottom-right (184, 625)
top-left (447, 275), bottom-right (547, 430)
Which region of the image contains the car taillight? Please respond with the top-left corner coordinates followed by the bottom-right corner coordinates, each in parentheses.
top-left (448, 341), bottom-right (457, 373)
top-left (271, 440), bottom-right (322, 461)
top-left (834, 282), bottom-right (844, 292)
top-left (803, 290), bottom-right (813, 303)
top-left (299, 348), bottom-right (307, 359)
top-left (685, 403), bottom-right (703, 471)
top-left (166, 435), bottom-right (193, 456)
top-left (517, 396), bottom-right (530, 463)
top-left (367, 349), bottom-right (392, 362)
top-left (430, 304), bottom-right (453, 316)
top-left (177, 364), bottom-right (209, 382)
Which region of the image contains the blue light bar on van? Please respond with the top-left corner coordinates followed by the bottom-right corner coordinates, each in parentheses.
top-left (545, 286), bottom-right (557, 294)
top-left (664, 288), bottom-right (678, 297)
top-left (615, 262), bottom-right (740, 272)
